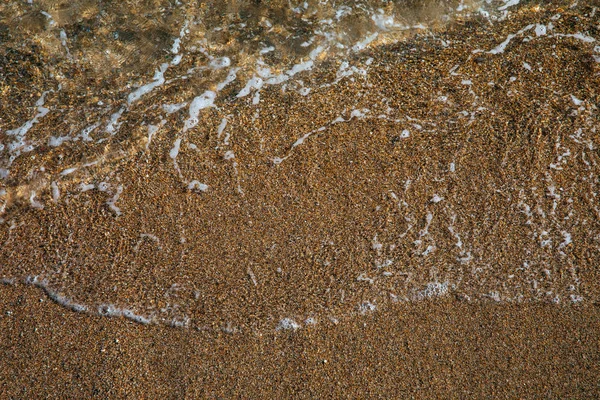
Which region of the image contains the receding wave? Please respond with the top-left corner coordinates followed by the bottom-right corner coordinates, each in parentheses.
top-left (1, 0), bottom-right (599, 332)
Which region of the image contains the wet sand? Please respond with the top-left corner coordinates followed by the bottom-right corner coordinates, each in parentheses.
top-left (2, 283), bottom-right (600, 398)
top-left (1, 0), bottom-right (600, 397)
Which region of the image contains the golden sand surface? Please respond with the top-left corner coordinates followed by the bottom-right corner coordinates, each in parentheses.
top-left (1, 0), bottom-right (600, 397)
top-left (2, 284), bottom-right (600, 398)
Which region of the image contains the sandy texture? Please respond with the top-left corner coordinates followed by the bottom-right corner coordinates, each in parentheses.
top-left (1, 0), bottom-right (600, 397)
top-left (2, 284), bottom-right (600, 398)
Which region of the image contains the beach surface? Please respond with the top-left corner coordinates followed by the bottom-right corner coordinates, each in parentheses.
top-left (1, 0), bottom-right (600, 397)
top-left (2, 283), bottom-right (600, 398)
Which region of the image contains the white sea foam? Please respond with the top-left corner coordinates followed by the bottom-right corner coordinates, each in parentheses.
top-left (128, 63), bottom-right (168, 104)
top-left (163, 102), bottom-right (188, 114)
top-left (416, 282), bottom-right (449, 300)
top-left (26, 276), bottom-right (88, 313)
top-left (498, 0), bottom-right (520, 11)
top-left (276, 318), bottom-right (301, 331)
top-left (488, 25), bottom-right (534, 54)
top-left (98, 304), bottom-right (152, 325)
top-left (106, 108), bottom-right (125, 135)
top-left (358, 301), bottom-right (377, 314)
top-left (188, 180), bottom-right (208, 192)
top-left (184, 91), bottom-right (216, 132)
top-left (107, 185), bottom-right (124, 216)
top-left (51, 182), bottom-right (60, 202)
top-left (5, 91), bottom-right (51, 162)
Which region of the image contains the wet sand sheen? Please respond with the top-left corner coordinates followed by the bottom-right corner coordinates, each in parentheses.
top-left (3, 1), bottom-right (600, 331)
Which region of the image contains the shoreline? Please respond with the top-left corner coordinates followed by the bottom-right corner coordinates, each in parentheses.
top-left (2, 283), bottom-right (599, 397)
top-left (1, 1), bottom-right (600, 396)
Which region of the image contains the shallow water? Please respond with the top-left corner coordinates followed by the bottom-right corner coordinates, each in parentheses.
top-left (1, 0), bottom-right (599, 332)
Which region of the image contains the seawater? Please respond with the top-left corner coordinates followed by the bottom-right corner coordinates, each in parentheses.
top-left (0, 0), bottom-right (598, 332)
